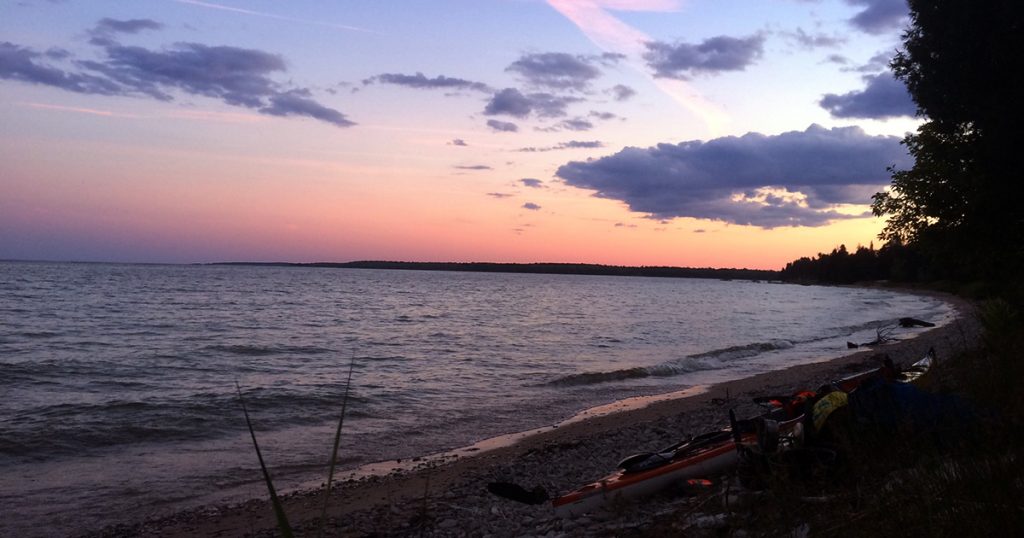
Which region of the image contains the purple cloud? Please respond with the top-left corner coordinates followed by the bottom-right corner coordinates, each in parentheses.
top-left (556, 124), bottom-right (911, 228)
top-left (610, 84), bottom-right (636, 101)
top-left (486, 119), bottom-right (518, 132)
top-left (94, 18), bottom-right (163, 35)
top-left (0, 42), bottom-right (123, 95)
top-left (506, 52), bottom-right (602, 91)
top-left (820, 72), bottom-right (915, 119)
top-left (845, 0), bottom-right (909, 34)
top-left (0, 22), bottom-right (353, 128)
top-left (363, 72), bottom-right (492, 93)
top-left (644, 34), bottom-right (765, 79)
top-left (785, 28), bottom-right (846, 49)
top-left (516, 140), bottom-right (604, 152)
top-left (484, 88), bottom-right (580, 118)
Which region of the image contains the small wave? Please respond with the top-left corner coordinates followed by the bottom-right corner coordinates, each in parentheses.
top-left (207, 344), bottom-right (276, 356)
top-left (547, 339), bottom-right (795, 386)
top-left (689, 339), bottom-right (794, 361)
top-left (547, 366), bottom-right (650, 386)
top-left (19, 331), bottom-right (61, 339)
top-left (825, 319), bottom-right (896, 337)
top-left (1, 388), bottom-right (374, 462)
top-left (206, 344), bottom-right (335, 356)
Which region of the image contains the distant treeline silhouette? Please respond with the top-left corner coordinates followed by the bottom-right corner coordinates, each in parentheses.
top-left (779, 241), bottom-right (926, 285)
top-left (217, 261), bottom-right (779, 281)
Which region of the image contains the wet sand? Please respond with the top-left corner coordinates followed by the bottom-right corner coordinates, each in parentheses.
top-left (82, 290), bottom-right (978, 537)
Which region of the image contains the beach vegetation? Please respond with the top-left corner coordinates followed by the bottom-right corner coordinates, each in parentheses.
top-left (235, 356), bottom-right (356, 538)
top-left (236, 381), bottom-right (295, 538)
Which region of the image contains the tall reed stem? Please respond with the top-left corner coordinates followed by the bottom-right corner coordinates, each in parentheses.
top-left (318, 355), bottom-right (356, 537)
top-left (235, 381), bottom-right (295, 538)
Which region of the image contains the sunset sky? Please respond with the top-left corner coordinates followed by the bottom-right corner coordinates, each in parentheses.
top-left (0, 0), bottom-right (919, 269)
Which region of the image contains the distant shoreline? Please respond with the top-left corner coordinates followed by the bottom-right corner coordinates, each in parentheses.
top-left (210, 260), bottom-right (781, 281)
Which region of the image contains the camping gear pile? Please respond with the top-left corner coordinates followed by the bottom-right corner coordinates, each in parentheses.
top-left (488, 348), bottom-right (969, 516)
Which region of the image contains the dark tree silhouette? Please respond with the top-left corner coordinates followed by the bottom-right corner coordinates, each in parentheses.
top-left (872, 1), bottom-right (1024, 286)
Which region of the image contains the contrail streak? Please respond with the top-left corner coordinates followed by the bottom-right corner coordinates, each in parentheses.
top-left (546, 0), bottom-right (729, 135)
top-left (173, 0), bottom-right (374, 34)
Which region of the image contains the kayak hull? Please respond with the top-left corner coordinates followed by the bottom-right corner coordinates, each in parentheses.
top-left (549, 350), bottom-right (935, 517)
top-left (552, 433), bottom-right (747, 517)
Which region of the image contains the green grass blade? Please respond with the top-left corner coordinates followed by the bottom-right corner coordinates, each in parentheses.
top-left (236, 381), bottom-right (295, 538)
top-left (317, 356), bottom-right (356, 537)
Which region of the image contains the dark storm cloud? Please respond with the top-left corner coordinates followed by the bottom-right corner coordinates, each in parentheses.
top-left (643, 34), bottom-right (765, 79)
top-left (555, 124), bottom-right (910, 228)
top-left (483, 88), bottom-right (580, 118)
top-left (522, 202), bottom-right (541, 210)
top-left (521, 178), bottom-right (544, 188)
top-left (819, 72), bottom-right (915, 119)
top-left (363, 72), bottom-right (492, 93)
top-left (506, 52), bottom-right (602, 91)
top-left (845, 0), bottom-right (909, 34)
top-left (486, 119), bottom-right (519, 132)
top-left (0, 32), bottom-right (354, 127)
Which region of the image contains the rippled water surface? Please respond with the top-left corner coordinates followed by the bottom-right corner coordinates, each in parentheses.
top-left (0, 262), bottom-right (952, 536)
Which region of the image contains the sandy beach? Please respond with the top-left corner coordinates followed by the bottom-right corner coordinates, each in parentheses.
top-left (81, 291), bottom-right (979, 538)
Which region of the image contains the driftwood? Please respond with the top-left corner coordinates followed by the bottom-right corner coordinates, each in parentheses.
top-left (899, 317), bottom-right (936, 328)
top-left (847, 318), bottom-right (934, 349)
top-left (847, 325), bottom-right (897, 349)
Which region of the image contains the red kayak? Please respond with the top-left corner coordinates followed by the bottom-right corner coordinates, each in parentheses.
top-left (551, 429), bottom-right (746, 517)
top-left (490, 350), bottom-right (934, 516)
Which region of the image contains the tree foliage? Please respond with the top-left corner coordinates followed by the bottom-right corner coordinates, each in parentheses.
top-left (872, 0), bottom-right (1023, 286)
top-left (779, 242), bottom-right (925, 284)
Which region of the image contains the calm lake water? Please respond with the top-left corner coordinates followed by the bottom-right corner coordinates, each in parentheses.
top-left (0, 262), bottom-right (952, 536)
